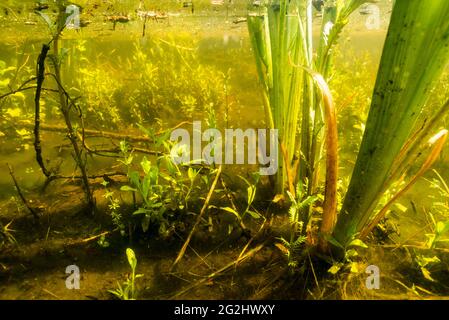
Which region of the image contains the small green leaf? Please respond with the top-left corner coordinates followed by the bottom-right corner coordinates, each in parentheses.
top-left (421, 267), bottom-right (435, 282)
top-left (286, 191), bottom-right (296, 203)
top-left (436, 221), bottom-right (449, 235)
top-left (345, 249), bottom-right (359, 259)
top-left (348, 239), bottom-right (368, 249)
top-left (247, 210), bottom-right (261, 219)
top-left (120, 185), bottom-right (137, 192)
top-left (394, 202), bottom-right (408, 213)
top-left (188, 167), bottom-right (197, 181)
top-left (220, 207), bottom-right (241, 219)
top-left (140, 157), bottom-right (151, 175)
top-left (349, 262), bottom-right (360, 273)
top-left (328, 263), bottom-right (343, 275)
top-left (133, 208), bottom-right (150, 215)
top-left (126, 248), bottom-right (137, 270)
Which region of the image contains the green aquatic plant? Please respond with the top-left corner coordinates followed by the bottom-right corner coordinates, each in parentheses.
top-left (109, 248), bottom-right (143, 300)
top-left (247, 0), bottom-right (367, 194)
top-left (247, 0), bottom-right (370, 247)
top-left (102, 180), bottom-right (126, 237)
top-left (333, 0), bottom-right (449, 248)
top-left (215, 173), bottom-right (263, 229)
top-left (249, 0), bottom-right (449, 253)
top-left (0, 220), bottom-right (17, 247)
top-left (276, 183), bottom-right (318, 269)
top-left (424, 170), bottom-right (449, 250)
top-left (117, 133), bottom-right (217, 238)
top-left (124, 40), bottom-right (225, 126)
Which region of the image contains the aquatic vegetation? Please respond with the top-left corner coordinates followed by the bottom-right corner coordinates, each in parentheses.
top-left (247, 0), bottom-right (371, 247)
top-left (276, 183), bottom-right (318, 269)
top-left (0, 220), bottom-right (16, 247)
top-left (109, 248), bottom-right (143, 300)
top-left (73, 39), bottom-right (226, 129)
top-left (215, 173), bottom-right (263, 234)
top-left (2, 0), bottom-right (449, 302)
top-left (333, 0), bottom-right (449, 248)
top-left (248, 0), bottom-right (449, 253)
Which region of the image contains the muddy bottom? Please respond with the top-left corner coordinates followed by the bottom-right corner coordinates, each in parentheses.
top-left (1, 180), bottom-right (449, 300)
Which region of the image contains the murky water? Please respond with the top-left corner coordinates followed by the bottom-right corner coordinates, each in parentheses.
top-left (2, 0), bottom-right (449, 300)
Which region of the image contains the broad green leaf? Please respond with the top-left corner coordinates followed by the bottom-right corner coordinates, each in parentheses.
top-left (141, 175), bottom-right (151, 199)
top-left (140, 157), bottom-right (151, 175)
top-left (335, 0), bottom-right (449, 246)
top-left (128, 171), bottom-right (141, 189)
top-left (133, 208), bottom-right (150, 215)
top-left (149, 166), bottom-right (159, 185)
top-left (325, 235), bottom-right (344, 250)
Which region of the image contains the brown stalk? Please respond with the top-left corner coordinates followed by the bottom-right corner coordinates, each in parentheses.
top-left (301, 67), bottom-right (338, 246)
top-left (288, 59), bottom-right (338, 247)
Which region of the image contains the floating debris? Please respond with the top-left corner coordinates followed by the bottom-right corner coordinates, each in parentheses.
top-left (34, 2), bottom-right (49, 11)
top-left (182, 1), bottom-right (194, 14)
top-left (105, 15), bottom-right (132, 30)
top-left (233, 17), bottom-right (247, 24)
top-left (136, 10), bottom-right (168, 22)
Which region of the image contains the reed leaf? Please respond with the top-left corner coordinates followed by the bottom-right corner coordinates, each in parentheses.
top-left (333, 0), bottom-right (449, 246)
top-left (360, 129), bottom-right (448, 239)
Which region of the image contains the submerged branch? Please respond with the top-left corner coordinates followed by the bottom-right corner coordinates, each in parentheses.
top-left (34, 44), bottom-right (52, 179)
top-left (19, 121), bottom-right (191, 144)
top-left (7, 163), bottom-right (40, 222)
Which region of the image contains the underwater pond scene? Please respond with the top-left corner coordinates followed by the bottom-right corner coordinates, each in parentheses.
top-left (1, 0), bottom-right (449, 302)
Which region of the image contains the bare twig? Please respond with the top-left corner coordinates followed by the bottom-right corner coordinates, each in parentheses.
top-left (170, 243), bottom-right (264, 299)
top-left (7, 163), bottom-right (39, 221)
top-left (51, 27), bottom-right (95, 213)
top-left (171, 165), bottom-right (223, 270)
